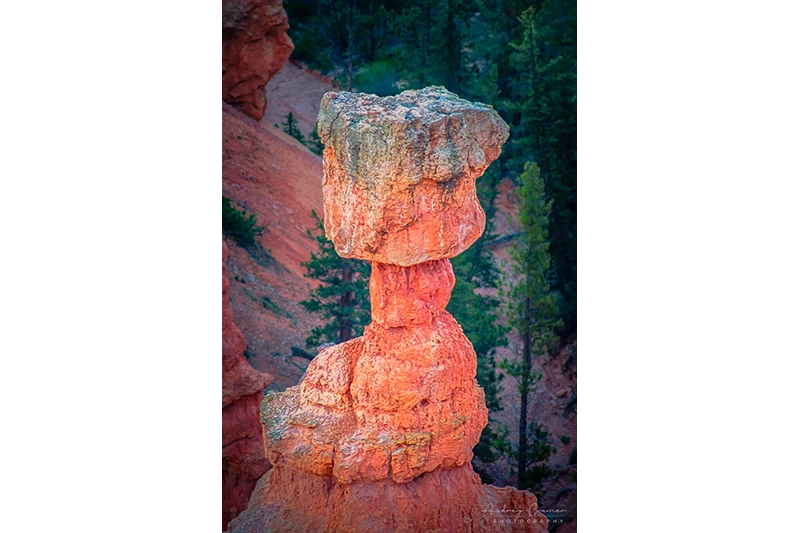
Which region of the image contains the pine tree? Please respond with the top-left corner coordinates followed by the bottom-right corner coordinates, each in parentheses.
top-left (501, 161), bottom-right (561, 493)
top-left (506, 2), bottom-right (577, 334)
top-left (222, 196), bottom-right (264, 248)
top-left (300, 210), bottom-right (371, 348)
top-left (387, 0), bottom-right (470, 92)
top-left (308, 124), bottom-right (325, 156)
top-left (282, 112), bottom-right (306, 144)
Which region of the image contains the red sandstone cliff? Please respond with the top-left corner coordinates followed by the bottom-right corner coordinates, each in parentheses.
top-left (222, 0), bottom-right (294, 120)
top-left (223, 240), bottom-right (275, 529)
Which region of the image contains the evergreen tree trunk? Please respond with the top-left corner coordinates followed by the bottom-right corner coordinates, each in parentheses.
top-left (517, 294), bottom-right (532, 489)
top-left (339, 260), bottom-right (354, 342)
top-left (422, 0), bottom-right (430, 87)
top-left (347, 0), bottom-right (355, 91)
top-left (446, 0), bottom-right (460, 93)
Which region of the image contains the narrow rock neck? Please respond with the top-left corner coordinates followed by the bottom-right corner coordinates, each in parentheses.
top-left (369, 259), bottom-right (455, 328)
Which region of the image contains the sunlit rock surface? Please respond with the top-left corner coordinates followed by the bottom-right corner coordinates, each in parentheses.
top-left (369, 258), bottom-right (455, 327)
top-left (317, 87), bottom-right (509, 266)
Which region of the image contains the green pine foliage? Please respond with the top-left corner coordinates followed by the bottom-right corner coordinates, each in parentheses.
top-left (300, 210), bottom-right (371, 348)
top-left (514, 421), bottom-right (557, 493)
top-left (284, 0), bottom-right (397, 88)
top-left (505, 2), bottom-right (577, 333)
top-left (282, 112), bottom-right (306, 144)
top-left (499, 161), bottom-right (561, 494)
top-left (282, 112), bottom-right (325, 156)
top-left (353, 58), bottom-right (401, 96)
top-left (448, 262), bottom-right (506, 413)
top-left (307, 124), bottom-right (325, 156)
top-left (509, 162), bottom-right (562, 348)
top-left (484, 419), bottom-right (557, 494)
top-left (222, 196), bottom-right (264, 248)
top-left (387, 0), bottom-right (469, 92)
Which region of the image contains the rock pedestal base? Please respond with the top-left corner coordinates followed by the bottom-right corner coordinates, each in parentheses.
top-left (230, 462), bottom-right (547, 533)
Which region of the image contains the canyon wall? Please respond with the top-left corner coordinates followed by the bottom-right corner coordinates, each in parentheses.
top-left (223, 240), bottom-right (275, 529)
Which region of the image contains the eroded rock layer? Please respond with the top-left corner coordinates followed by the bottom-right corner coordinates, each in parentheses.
top-left (223, 241), bottom-right (275, 529)
top-left (229, 463), bottom-right (548, 533)
top-left (222, 0), bottom-right (294, 120)
top-left (259, 302), bottom-right (487, 486)
top-left (317, 87), bottom-right (509, 266)
top-left (229, 88), bottom-right (545, 532)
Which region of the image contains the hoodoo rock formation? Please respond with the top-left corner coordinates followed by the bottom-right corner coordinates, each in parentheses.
top-left (229, 87), bottom-right (548, 532)
top-left (316, 89), bottom-right (509, 266)
top-left (223, 241), bottom-right (275, 530)
top-left (222, 0), bottom-right (294, 120)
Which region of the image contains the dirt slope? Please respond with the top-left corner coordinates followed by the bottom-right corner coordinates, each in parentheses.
top-left (223, 101), bottom-right (325, 390)
top-left (261, 59), bottom-right (339, 139)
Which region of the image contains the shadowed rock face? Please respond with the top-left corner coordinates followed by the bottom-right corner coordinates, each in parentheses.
top-left (223, 240), bottom-right (275, 529)
top-left (317, 87), bottom-right (509, 266)
top-left (228, 89), bottom-right (546, 533)
top-left (222, 0), bottom-right (294, 120)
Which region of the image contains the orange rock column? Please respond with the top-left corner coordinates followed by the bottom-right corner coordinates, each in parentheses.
top-left (228, 88), bottom-right (548, 533)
